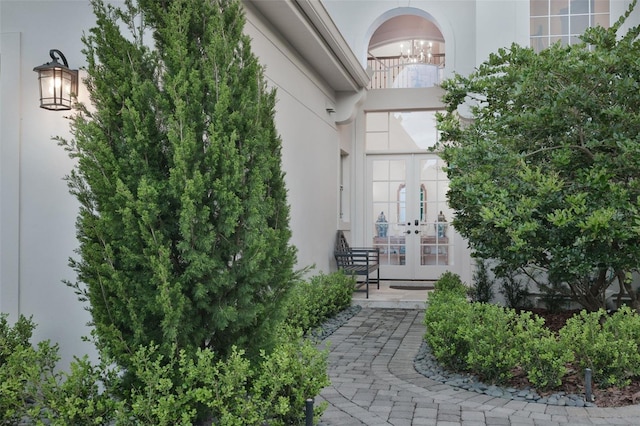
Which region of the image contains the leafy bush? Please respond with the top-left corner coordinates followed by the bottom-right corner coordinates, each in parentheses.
top-left (119, 344), bottom-right (251, 425)
top-left (513, 312), bottom-right (572, 389)
top-left (462, 304), bottom-right (519, 383)
top-left (0, 313), bottom-right (33, 364)
top-left (433, 271), bottom-right (467, 296)
top-left (1, 341), bottom-right (58, 425)
top-left (0, 314), bottom-right (117, 426)
top-left (252, 326), bottom-right (329, 425)
top-left (119, 325), bottom-right (329, 425)
top-left (498, 271), bottom-right (531, 309)
top-left (116, 270), bottom-right (343, 424)
top-left (1, 314), bottom-right (35, 424)
top-left (29, 354), bottom-right (120, 426)
top-left (425, 275), bottom-right (471, 370)
top-left (283, 272), bottom-right (354, 333)
top-left (468, 259), bottom-right (494, 303)
top-left (425, 273), bottom-right (573, 388)
top-left (559, 307), bottom-right (640, 387)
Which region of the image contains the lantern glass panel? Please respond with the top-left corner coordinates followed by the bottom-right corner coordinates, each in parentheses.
top-left (37, 67), bottom-right (76, 110)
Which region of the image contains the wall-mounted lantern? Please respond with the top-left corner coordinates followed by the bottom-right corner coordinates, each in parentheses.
top-left (33, 49), bottom-right (78, 111)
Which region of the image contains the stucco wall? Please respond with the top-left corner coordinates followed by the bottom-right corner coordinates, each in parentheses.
top-left (243, 4), bottom-right (343, 275)
top-left (1, 1), bottom-right (100, 367)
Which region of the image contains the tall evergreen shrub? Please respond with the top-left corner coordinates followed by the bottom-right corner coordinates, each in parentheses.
top-left (60, 0), bottom-right (297, 368)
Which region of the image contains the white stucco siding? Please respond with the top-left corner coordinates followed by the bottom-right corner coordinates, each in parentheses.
top-left (1, 32), bottom-right (22, 323)
top-left (244, 6), bottom-right (341, 274)
top-left (1, 1), bottom-right (100, 367)
top-left (475, 1), bottom-right (529, 67)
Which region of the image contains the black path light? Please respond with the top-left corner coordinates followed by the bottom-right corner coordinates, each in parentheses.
top-left (33, 49), bottom-right (78, 111)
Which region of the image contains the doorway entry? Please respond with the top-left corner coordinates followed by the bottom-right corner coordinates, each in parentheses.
top-left (368, 154), bottom-right (457, 281)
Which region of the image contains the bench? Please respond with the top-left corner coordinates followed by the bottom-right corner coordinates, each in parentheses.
top-left (334, 230), bottom-right (380, 298)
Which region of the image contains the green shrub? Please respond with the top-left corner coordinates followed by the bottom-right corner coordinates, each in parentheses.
top-left (2, 269), bottom-right (344, 426)
top-left (463, 304), bottom-right (519, 383)
top-left (498, 271), bottom-right (531, 309)
top-left (252, 326), bottom-right (329, 425)
top-left (119, 326), bottom-right (329, 425)
top-left (119, 344), bottom-right (248, 425)
top-left (426, 276), bottom-right (640, 391)
top-left (0, 314), bottom-right (57, 425)
top-left (513, 312), bottom-right (572, 389)
top-left (0, 318), bottom-right (327, 426)
top-left (1, 341), bottom-right (56, 425)
top-left (283, 272), bottom-right (354, 333)
top-left (434, 271), bottom-right (467, 296)
top-left (1, 314), bottom-right (117, 426)
top-left (29, 354), bottom-right (120, 426)
top-left (468, 259), bottom-right (494, 303)
top-left (424, 289), bottom-right (472, 370)
top-left (559, 307), bottom-right (640, 387)
top-left (425, 283), bottom-right (572, 388)
top-left (0, 313), bottom-right (34, 365)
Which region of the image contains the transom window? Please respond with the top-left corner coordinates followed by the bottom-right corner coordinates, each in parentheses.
top-left (530, 0), bottom-right (610, 52)
top-left (365, 111), bottom-right (441, 152)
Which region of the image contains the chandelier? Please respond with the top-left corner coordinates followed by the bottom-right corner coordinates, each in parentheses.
top-left (400, 40), bottom-right (433, 64)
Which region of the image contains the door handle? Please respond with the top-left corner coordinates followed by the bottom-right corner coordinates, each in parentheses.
top-left (415, 230), bottom-right (419, 234)
top-left (415, 219), bottom-right (419, 226)
top-left (406, 229), bottom-right (411, 234)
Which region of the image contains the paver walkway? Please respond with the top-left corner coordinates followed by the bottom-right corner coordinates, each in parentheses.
top-left (316, 308), bottom-right (640, 425)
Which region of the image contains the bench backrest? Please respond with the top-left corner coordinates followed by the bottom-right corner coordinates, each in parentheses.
top-left (335, 230), bottom-right (350, 252)
top-left (335, 231), bottom-right (353, 266)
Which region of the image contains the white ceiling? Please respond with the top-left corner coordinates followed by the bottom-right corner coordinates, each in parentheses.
top-left (368, 15), bottom-right (445, 57)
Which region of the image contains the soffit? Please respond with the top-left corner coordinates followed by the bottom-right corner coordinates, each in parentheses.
top-left (245, 0), bottom-right (369, 92)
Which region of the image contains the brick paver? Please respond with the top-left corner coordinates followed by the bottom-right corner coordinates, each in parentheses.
top-left (316, 308), bottom-right (640, 425)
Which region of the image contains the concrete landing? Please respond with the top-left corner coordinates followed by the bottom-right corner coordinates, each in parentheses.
top-left (351, 280), bottom-right (432, 309)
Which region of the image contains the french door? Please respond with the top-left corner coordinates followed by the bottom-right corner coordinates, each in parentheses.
top-left (368, 154), bottom-right (457, 281)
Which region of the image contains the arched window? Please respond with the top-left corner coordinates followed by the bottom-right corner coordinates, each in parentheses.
top-left (397, 183), bottom-right (427, 223)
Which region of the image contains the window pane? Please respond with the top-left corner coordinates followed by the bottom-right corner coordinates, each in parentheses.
top-left (550, 35), bottom-right (570, 46)
top-left (551, 0), bottom-right (569, 14)
top-left (389, 160), bottom-right (406, 181)
top-left (570, 14), bottom-right (589, 35)
top-left (372, 160), bottom-right (389, 181)
top-left (372, 182), bottom-right (390, 203)
top-left (592, 13), bottom-right (609, 27)
top-left (531, 0), bottom-right (549, 16)
top-left (531, 36), bottom-right (549, 51)
top-left (366, 112), bottom-right (388, 132)
top-left (550, 15), bottom-right (567, 35)
top-left (571, 0), bottom-right (590, 14)
top-left (389, 111), bottom-right (440, 150)
top-left (531, 16), bottom-right (548, 36)
top-left (366, 132), bottom-right (388, 151)
top-left (594, 0), bottom-right (609, 13)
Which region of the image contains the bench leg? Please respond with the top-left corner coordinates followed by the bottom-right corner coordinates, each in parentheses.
top-left (365, 272), bottom-right (369, 299)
